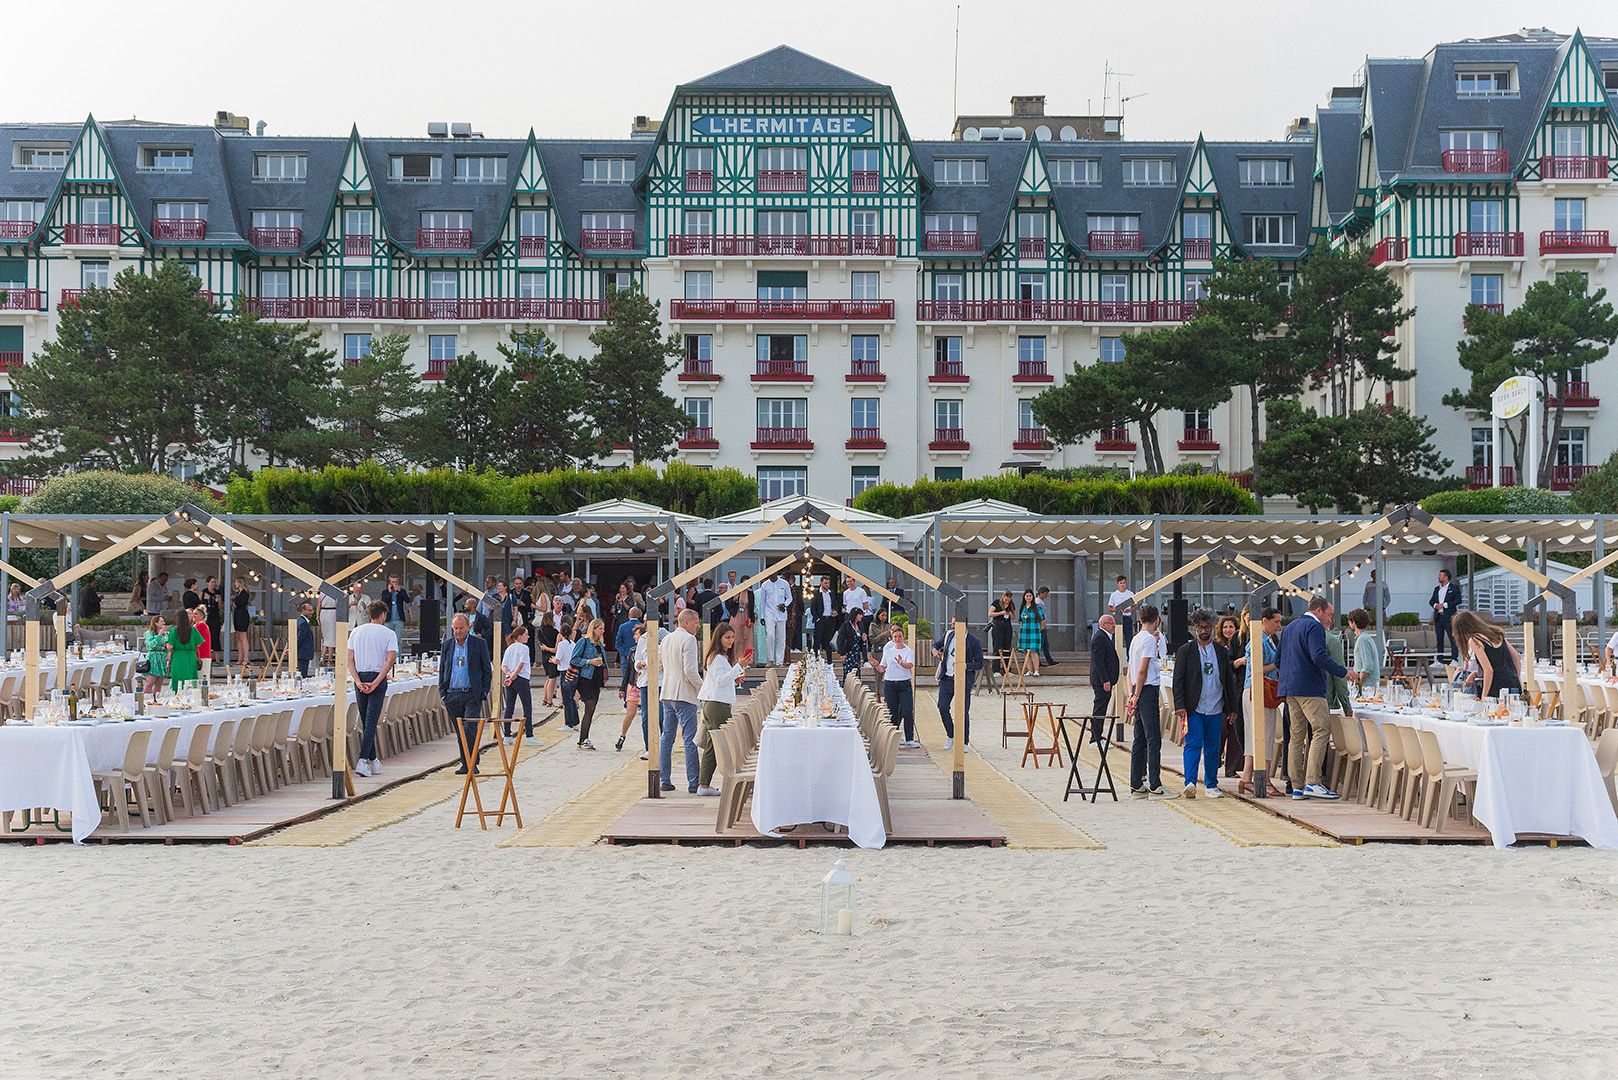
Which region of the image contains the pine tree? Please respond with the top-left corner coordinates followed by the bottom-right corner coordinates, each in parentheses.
top-left (582, 287), bottom-right (689, 464)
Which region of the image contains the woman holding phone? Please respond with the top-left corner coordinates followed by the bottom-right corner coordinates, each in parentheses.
top-left (696, 624), bottom-right (748, 796)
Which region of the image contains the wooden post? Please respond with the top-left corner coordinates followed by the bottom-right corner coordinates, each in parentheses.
top-left (644, 616), bottom-right (661, 798)
top-left (331, 614), bottom-right (354, 798)
top-left (491, 622), bottom-right (504, 728)
top-left (951, 615), bottom-right (967, 798)
top-left (23, 615), bottom-right (40, 721)
top-left (286, 617), bottom-right (297, 679)
top-left (1560, 615), bottom-right (1583, 721)
top-left (53, 611), bottom-right (67, 694)
top-left (1248, 615), bottom-right (1267, 795)
top-left (906, 621), bottom-right (916, 706)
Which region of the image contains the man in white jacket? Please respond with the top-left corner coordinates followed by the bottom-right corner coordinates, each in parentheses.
top-left (658, 609), bottom-right (703, 793)
top-left (761, 570), bottom-right (792, 664)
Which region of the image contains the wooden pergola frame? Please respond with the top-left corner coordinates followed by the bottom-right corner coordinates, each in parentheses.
top-left (1254, 504), bottom-right (1573, 794)
top-left (23, 503), bottom-right (350, 791)
top-left (646, 501), bottom-right (967, 799)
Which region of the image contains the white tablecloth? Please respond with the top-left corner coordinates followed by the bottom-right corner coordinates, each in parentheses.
top-left (751, 725), bottom-right (885, 848)
top-left (0, 675), bottom-right (430, 843)
top-left (1359, 708), bottom-right (1618, 850)
top-left (0, 650), bottom-right (139, 701)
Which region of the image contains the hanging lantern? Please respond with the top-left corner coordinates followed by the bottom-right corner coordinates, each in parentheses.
top-left (819, 856), bottom-right (856, 936)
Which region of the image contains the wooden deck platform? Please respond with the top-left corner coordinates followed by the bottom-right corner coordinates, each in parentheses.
top-left (601, 747), bottom-right (1007, 848)
top-left (2, 733), bottom-right (473, 846)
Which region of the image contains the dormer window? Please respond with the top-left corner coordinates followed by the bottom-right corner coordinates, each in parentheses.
top-left (389, 153), bottom-right (440, 181)
top-left (582, 157), bottom-right (635, 184)
top-left (13, 143), bottom-right (68, 170)
top-left (140, 146), bottom-right (193, 172)
top-left (253, 152), bottom-right (307, 181)
top-left (1049, 158), bottom-right (1100, 186)
top-left (1605, 65), bottom-right (1618, 92)
top-left (1122, 158), bottom-right (1175, 187)
top-left (454, 155), bottom-right (507, 183)
top-left (933, 158), bottom-right (987, 185)
top-left (1239, 158), bottom-right (1293, 186)
top-left (1455, 65), bottom-right (1516, 98)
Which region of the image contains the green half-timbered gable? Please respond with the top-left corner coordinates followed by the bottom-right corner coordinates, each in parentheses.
top-left (42, 117), bottom-right (143, 252)
top-left (1519, 33), bottom-right (1618, 181)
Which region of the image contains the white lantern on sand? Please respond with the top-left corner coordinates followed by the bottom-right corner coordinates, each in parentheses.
top-left (820, 857), bottom-right (856, 936)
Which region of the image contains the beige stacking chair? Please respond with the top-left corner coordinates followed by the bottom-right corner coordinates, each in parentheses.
top-left (1595, 728), bottom-right (1618, 815)
top-left (869, 725), bottom-right (900, 833)
top-left (1358, 719), bottom-right (1386, 806)
top-left (710, 723), bottom-right (756, 833)
top-left (1394, 725), bottom-right (1427, 821)
top-left (93, 729), bottom-right (154, 831)
top-left (1379, 722), bottom-right (1410, 815)
top-left (143, 725), bottom-right (182, 825)
top-left (268, 710), bottom-right (296, 787)
top-left (170, 722), bottom-right (215, 816)
top-left (207, 719), bottom-right (239, 806)
top-left (288, 705), bottom-right (325, 783)
top-left (1328, 712), bottom-right (1364, 802)
top-left (232, 714), bottom-right (260, 799)
top-left (1415, 729), bottom-right (1477, 833)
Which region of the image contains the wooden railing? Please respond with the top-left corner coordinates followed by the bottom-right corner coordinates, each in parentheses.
top-left (924, 230), bottom-right (979, 252)
top-left (846, 426), bottom-right (884, 449)
top-left (250, 226), bottom-right (302, 248)
top-left (847, 357), bottom-right (882, 380)
top-left (679, 357), bottom-right (716, 380)
top-left (668, 233), bottom-right (897, 257)
top-left (0, 288), bottom-right (44, 310)
top-left (1013, 426), bottom-right (1049, 449)
top-left (63, 223), bottom-right (118, 245)
top-left (679, 426), bottom-right (717, 448)
top-left (417, 227), bottom-right (473, 250)
top-left (757, 169), bottom-right (807, 192)
top-left (1017, 237), bottom-right (1047, 259)
top-left (753, 358), bottom-right (810, 380)
top-left (243, 296), bottom-right (607, 320)
top-left (1454, 232), bottom-right (1524, 257)
top-left (929, 427), bottom-right (968, 450)
top-left (579, 228), bottom-right (635, 250)
top-left (1088, 230), bottom-right (1144, 252)
top-left (1370, 237), bottom-right (1408, 265)
top-left (1466, 465), bottom-right (1516, 488)
top-left (517, 235), bottom-right (546, 257)
top-left (1551, 464), bottom-right (1595, 491)
top-left (684, 169), bottom-right (714, 192)
top-left (1539, 229), bottom-right (1614, 254)
top-left (344, 234), bottom-right (373, 256)
top-left (1095, 427), bottom-right (1134, 450)
top-left (152, 218), bottom-right (207, 241)
top-left (752, 426), bottom-right (813, 449)
top-left (1539, 155), bottom-right (1607, 180)
top-left (916, 299), bottom-right (1197, 322)
top-left (1442, 148), bottom-right (1510, 173)
top-left (1178, 427), bottom-right (1219, 450)
top-left (1181, 237), bottom-right (1212, 260)
top-left (1014, 360), bottom-right (1050, 381)
top-left (0, 220), bottom-right (37, 240)
top-left (669, 298), bottom-right (893, 320)
top-left (930, 359), bottom-right (966, 380)
top-left (850, 171), bottom-right (880, 193)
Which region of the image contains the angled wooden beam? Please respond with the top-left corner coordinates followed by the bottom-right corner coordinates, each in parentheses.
top-left (403, 549), bottom-right (482, 600)
top-left (815, 514), bottom-right (947, 592)
top-left (699, 552), bottom-right (804, 621)
top-left (649, 515), bottom-right (795, 600)
top-left (810, 550), bottom-right (908, 609)
top-left (24, 516), bottom-right (174, 599)
top-left (0, 557), bottom-right (38, 589)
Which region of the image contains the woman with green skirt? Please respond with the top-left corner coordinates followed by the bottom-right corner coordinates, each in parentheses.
top-left (165, 608), bottom-right (200, 691)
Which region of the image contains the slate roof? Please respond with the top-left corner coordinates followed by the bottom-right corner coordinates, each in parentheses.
top-left (679, 45), bottom-right (885, 93)
top-left (0, 124), bottom-right (81, 210)
top-left (217, 135), bottom-right (348, 253)
top-left (536, 139), bottom-right (654, 253)
top-left (1043, 141), bottom-right (1195, 257)
top-left (98, 124), bottom-right (246, 247)
top-left (359, 137), bottom-right (527, 255)
top-left (911, 139), bottom-right (1027, 256)
top-left (1314, 104), bottom-right (1364, 227)
top-left (1202, 140), bottom-right (1316, 259)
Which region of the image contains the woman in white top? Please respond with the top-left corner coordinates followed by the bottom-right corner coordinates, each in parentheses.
top-left (696, 624), bottom-right (747, 796)
top-left (871, 623), bottom-right (918, 747)
top-left (616, 621), bottom-right (650, 756)
top-left (501, 624), bottom-right (534, 742)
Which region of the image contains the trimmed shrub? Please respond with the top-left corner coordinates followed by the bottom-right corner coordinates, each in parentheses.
top-left (851, 472), bottom-right (1258, 518)
top-left (1386, 612), bottom-right (1421, 628)
top-left (1421, 486), bottom-right (1573, 516)
top-left (1571, 451), bottom-right (1618, 514)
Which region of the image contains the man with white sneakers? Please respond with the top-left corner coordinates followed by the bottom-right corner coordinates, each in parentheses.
top-left (346, 600), bottom-right (398, 778)
top-left (761, 570), bottom-right (792, 664)
top-left (1171, 607), bottom-right (1239, 800)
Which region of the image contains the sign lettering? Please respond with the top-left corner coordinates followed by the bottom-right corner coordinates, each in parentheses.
top-left (691, 114), bottom-right (874, 138)
top-left (1492, 375), bottom-right (1534, 420)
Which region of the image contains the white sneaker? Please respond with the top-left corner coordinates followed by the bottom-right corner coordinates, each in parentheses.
top-left (502, 735), bottom-right (515, 745)
top-left (696, 786), bottom-right (720, 796)
top-left (902, 740), bottom-right (921, 749)
top-left (580, 740), bottom-right (596, 751)
top-left (639, 751), bottom-right (649, 760)
top-left (369, 759), bottom-right (381, 776)
top-left (944, 737), bottom-right (954, 750)
top-left (1183, 784), bottom-right (1197, 799)
top-left (353, 760), bottom-right (372, 777)
top-left (1028, 671), bottom-right (1040, 677)
top-left (1203, 786), bottom-right (1224, 799)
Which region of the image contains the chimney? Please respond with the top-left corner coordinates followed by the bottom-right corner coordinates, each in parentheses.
top-left (1284, 116), bottom-right (1314, 142)
top-left (427, 122), bottom-right (448, 138)
top-left (1010, 95), bottom-right (1046, 117)
top-left (212, 110), bottom-right (249, 133)
top-left (255, 120), bottom-right (266, 136)
top-left (630, 114), bottom-right (660, 139)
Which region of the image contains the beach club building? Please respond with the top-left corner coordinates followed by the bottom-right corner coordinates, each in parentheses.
top-left (3, 31), bottom-right (1618, 500)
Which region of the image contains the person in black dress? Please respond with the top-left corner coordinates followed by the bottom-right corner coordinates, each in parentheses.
top-left (988, 589), bottom-right (1015, 659)
top-left (231, 584), bottom-right (252, 669)
top-left (1452, 611), bottom-right (1522, 699)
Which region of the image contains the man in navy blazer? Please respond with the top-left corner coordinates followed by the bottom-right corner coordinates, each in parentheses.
top-left (933, 623), bottom-right (984, 748)
top-left (296, 601), bottom-right (317, 677)
top-left (439, 612), bottom-right (493, 774)
top-left (1088, 615), bottom-right (1120, 743)
top-left (1429, 568), bottom-right (1460, 661)
top-left (1277, 595), bottom-right (1348, 800)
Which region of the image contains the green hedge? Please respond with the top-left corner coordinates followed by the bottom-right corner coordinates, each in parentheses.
top-left (1420, 486), bottom-right (1573, 515)
top-left (225, 461), bottom-right (759, 517)
top-left (851, 472), bottom-right (1259, 518)
top-left (1571, 452), bottom-right (1618, 513)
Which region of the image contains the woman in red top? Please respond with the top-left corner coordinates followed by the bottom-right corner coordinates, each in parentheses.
top-left (190, 604), bottom-right (213, 682)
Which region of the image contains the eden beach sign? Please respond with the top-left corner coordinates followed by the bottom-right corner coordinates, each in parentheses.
top-left (692, 114), bottom-right (873, 137)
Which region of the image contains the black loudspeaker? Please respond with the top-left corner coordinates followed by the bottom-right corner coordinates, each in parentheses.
top-left (1167, 598), bottom-right (1190, 652)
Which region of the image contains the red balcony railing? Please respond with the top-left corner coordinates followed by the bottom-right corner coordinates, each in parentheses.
top-left (1551, 464), bottom-right (1595, 491)
top-left (685, 169), bottom-right (714, 192)
top-left (847, 357), bottom-right (883, 381)
top-left (0, 220), bottom-right (37, 240)
top-left (517, 235), bottom-right (546, 257)
top-left (1013, 426), bottom-right (1050, 450)
top-left (580, 228), bottom-right (635, 250)
top-left (916, 299), bottom-right (1194, 323)
top-left (1178, 428), bottom-right (1220, 450)
top-left (251, 226), bottom-right (302, 249)
top-left (1095, 427), bottom-right (1135, 451)
top-left (0, 351), bottom-right (23, 370)
top-left (1455, 232), bottom-right (1524, 257)
top-left (0, 288), bottom-right (44, 311)
top-left (1442, 148), bottom-right (1510, 174)
top-left (1466, 464), bottom-right (1516, 488)
top-left (242, 296), bottom-right (607, 321)
top-left (422, 356), bottom-right (453, 380)
top-left (678, 357), bottom-right (717, 381)
top-left (668, 298), bottom-right (892, 320)
top-left (929, 427), bottom-right (968, 451)
top-left (668, 233), bottom-right (897, 257)
top-left (1018, 237), bottom-right (1047, 259)
top-left (757, 170), bottom-right (807, 193)
top-left (930, 359), bottom-right (967, 381)
top-left (152, 218), bottom-right (206, 241)
top-left (1461, 302), bottom-right (1505, 330)
top-left (753, 358), bottom-right (810, 381)
top-left (846, 426), bottom-right (884, 449)
top-left (679, 426), bottom-right (718, 449)
top-left (850, 171), bottom-right (879, 193)
top-left (1182, 237), bottom-right (1212, 260)
top-left (1013, 360), bottom-right (1051, 382)
top-left (0, 476), bottom-right (42, 495)
top-left (1539, 155), bottom-right (1607, 180)
top-left (1088, 230), bottom-right (1144, 253)
top-left (925, 230), bottom-right (979, 252)
top-left (0, 430), bottom-right (24, 443)
top-left (418, 227), bottom-right (473, 250)
top-left (1549, 380), bottom-right (1599, 407)
top-left (752, 426), bottom-right (813, 449)
top-left (58, 288), bottom-right (84, 308)
top-left (1539, 229), bottom-right (1615, 254)
top-left (345, 234), bottom-right (373, 257)
top-left (1370, 237), bottom-right (1408, 265)
top-left (63, 223), bottom-right (118, 245)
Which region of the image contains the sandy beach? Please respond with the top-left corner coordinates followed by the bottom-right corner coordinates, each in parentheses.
top-left (4, 684), bottom-right (1617, 1079)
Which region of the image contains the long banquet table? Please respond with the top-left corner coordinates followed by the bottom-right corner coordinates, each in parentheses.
top-left (1356, 705), bottom-right (1618, 850)
top-left (750, 662), bottom-right (886, 849)
top-left (0, 675), bottom-right (432, 842)
top-left (0, 649), bottom-right (140, 701)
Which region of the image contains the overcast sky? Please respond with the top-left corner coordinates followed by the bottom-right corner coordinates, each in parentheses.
top-left (13, 0), bottom-right (1616, 141)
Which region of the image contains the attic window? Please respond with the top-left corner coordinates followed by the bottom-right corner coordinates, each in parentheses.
top-left (1604, 65), bottom-right (1618, 92)
top-left (582, 157), bottom-right (635, 184)
top-left (1455, 65), bottom-right (1516, 98)
top-left (253, 152), bottom-right (307, 181)
top-left (1049, 158), bottom-right (1100, 186)
top-left (933, 158), bottom-right (987, 185)
top-left (1239, 158), bottom-right (1293, 186)
top-left (140, 146), bottom-right (193, 172)
top-left (389, 154), bottom-right (440, 181)
top-left (454, 155), bottom-right (506, 183)
top-left (13, 143), bottom-right (68, 170)
top-left (1122, 158), bottom-right (1174, 187)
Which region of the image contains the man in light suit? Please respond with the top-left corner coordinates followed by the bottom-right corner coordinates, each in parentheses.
top-left (658, 608), bottom-right (703, 793)
top-left (439, 612), bottom-right (493, 775)
top-left (761, 571), bottom-right (791, 664)
top-left (1430, 568), bottom-right (1460, 662)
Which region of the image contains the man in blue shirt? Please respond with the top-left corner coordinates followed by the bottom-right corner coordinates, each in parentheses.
top-left (1171, 607), bottom-right (1240, 798)
top-left (439, 612), bottom-right (492, 774)
top-left (614, 606), bottom-right (642, 700)
top-left (1277, 595), bottom-right (1350, 800)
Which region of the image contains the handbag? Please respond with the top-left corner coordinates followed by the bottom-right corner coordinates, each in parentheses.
top-left (135, 656), bottom-right (152, 675)
top-left (1263, 676), bottom-right (1281, 710)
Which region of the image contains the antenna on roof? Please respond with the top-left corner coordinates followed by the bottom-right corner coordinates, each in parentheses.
top-left (1119, 90), bottom-right (1147, 138)
top-left (952, 4), bottom-right (961, 120)
top-left (1101, 62), bottom-right (1134, 115)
